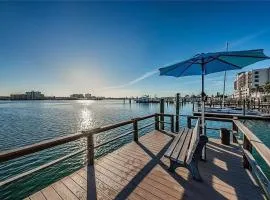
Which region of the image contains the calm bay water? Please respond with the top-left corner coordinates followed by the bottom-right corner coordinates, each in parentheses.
top-left (0, 100), bottom-right (269, 199)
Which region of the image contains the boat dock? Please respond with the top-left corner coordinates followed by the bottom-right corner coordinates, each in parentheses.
top-left (1, 113), bottom-right (270, 200)
top-left (25, 130), bottom-right (265, 200)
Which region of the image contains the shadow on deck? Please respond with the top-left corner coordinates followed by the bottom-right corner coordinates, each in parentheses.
top-left (26, 130), bottom-right (265, 200)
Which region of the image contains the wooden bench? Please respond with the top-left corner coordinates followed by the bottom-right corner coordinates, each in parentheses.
top-left (164, 119), bottom-right (208, 181)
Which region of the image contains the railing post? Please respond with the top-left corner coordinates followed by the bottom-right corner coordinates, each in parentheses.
top-left (170, 115), bottom-right (174, 132)
top-left (187, 116), bottom-right (192, 129)
top-left (175, 93), bottom-right (180, 132)
top-left (155, 113), bottom-right (159, 130)
top-left (86, 132), bottom-right (97, 200)
top-left (220, 128), bottom-right (230, 145)
top-left (232, 117), bottom-right (238, 143)
top-left (160, 99), bottom-right (165, 130)
top-left (87, 133), bottom-right (94, 166)
top-left (243, 135), bottom-right (252, 170)
top-left (133, 119), bottom-right (138, 142)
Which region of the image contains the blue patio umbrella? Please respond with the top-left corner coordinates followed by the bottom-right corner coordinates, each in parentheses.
top-left (159, 49), bottom-right (269, 158)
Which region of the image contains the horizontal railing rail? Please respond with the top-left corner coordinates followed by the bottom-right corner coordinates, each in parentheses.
top-left (186, 114), bottom-right (270, 198)
top-left (0, 113), bottom-right (159, 188)
top-left (232, 119), bottom-right (270, 199)
top-left (1, 112), bottom-right (269, 199)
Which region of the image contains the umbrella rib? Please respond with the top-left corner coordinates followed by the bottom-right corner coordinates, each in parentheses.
top-left (161, 58), bottom-right (198, 75)
top-left (176, 59), bottom-right (199, 77)
top-left (214, 57), bottom-right (242, 69)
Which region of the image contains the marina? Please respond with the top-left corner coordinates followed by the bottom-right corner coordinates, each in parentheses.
top-left (0, 100), bottom-right (270, 199)
top-left (1, 2), bottom-right (270, 200)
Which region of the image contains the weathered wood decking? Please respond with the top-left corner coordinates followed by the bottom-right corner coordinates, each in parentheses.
top-left (26, 130), bottom-right (266, 200)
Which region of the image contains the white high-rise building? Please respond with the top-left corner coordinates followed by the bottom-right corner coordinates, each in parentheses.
top-left (233, 67), bottom-right (270, 99)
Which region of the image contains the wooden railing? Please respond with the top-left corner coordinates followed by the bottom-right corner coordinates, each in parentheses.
top-left (1, 113), bottom-right (269, 198)
top-left (0, 113), bottom-right (178, 188)
top-left (232, 118), bottom-right (270, 199)
top-left (188, 115), bottom-right (270, 198)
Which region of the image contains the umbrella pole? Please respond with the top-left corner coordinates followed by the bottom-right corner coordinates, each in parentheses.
top-left (201, 61), bottom-right (206, 160)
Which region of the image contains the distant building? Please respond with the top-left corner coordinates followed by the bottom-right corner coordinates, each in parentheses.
top-left (10, 93), bottom-right (27, 100)
top-left (0, 96), bottom-right (10, 100)
top-left (70, 94), bottom-right (84, 99)
top-left (85, 93), bottom-right (92, 99)
top-left (10, 91), bottom-right (45, 100)
top-left (233, 67), bottom-right (270, 99)
top-left (25, 91), bottom-right (44, 100)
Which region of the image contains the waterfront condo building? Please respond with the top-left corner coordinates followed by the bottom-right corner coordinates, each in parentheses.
top-left (233, 67), bottom-right (270, 99)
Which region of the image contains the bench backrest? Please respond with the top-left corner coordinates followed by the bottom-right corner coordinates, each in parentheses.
top-left (186, 119), bottom-right (200, 164)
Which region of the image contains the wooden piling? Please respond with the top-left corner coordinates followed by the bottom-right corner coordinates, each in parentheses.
top-left (160, 99), bottom-right (165, 130)
top-left (175, 93), bottom-right (180, 132)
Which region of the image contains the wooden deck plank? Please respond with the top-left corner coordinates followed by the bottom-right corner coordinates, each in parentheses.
top-left (41, 186), bottom-right (62, 200)
top-left (52, 181), bottom-right (79, 200)
top-left (29, 191), bottom-right (46, 200)
top-left (61, 176), bottom-right (86, 200)
top-left (26, 130), bottom-right (266, 200)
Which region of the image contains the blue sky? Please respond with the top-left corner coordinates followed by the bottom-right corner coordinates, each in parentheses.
top-left (1, 2), bottom-right (270, 97)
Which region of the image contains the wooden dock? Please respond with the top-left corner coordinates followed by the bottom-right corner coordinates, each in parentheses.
top-left (26, 130), bottom-right (266, 200)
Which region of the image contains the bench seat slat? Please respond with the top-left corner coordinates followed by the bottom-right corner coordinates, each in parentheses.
top-left (171, 128), bottom-right (189, 161)
top-left (186, 120), bottom-right (200, 164)
top-left (164, 128), bottom-right (185, 158)
top-left (178, 128), bottom-right (193, 163)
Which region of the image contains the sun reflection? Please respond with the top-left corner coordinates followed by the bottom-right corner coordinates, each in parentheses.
top-left (80, 107), bottom-right (93, 130)
top-left (76, 100), bottom-right (95, 106)
top-left (76, 106), bottom-right (94, 152)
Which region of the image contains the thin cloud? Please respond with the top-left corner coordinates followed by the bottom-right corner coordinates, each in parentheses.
top-left (100, 69), bottom-right (159, 90)
top-left (229, 30), bottom-right (267, 49)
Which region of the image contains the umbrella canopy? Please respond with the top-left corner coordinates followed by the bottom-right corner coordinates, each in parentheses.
top-left (159, 49), bottom-right (269, 77)
top-left (159, 49), bottom-right (269, 160)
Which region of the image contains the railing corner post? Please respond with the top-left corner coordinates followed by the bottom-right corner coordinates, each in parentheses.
top-left (232, 117), bottom-right (238, 143)
top-left (155, 113), bottom-right (159, 130)
top-left (133, 119), bottom-right (138, 142)
top-left (187, 116), bottom-right (192, 129)
top-left (170, 115), bottom-right (174, 132)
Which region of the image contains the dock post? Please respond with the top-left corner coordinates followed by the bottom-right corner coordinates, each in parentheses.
top-left (170, 115), bottom-right (174, 132)
top-left (175, 93), bottom-right (180, 132)
top-left (187, 116), bottom-right (192, 129)
top-left (160, 99), bottom-right (165, 130)
top-left (243, 135), bottom-right (252, 170)
top-left (133, 119), bottom-right (138, 142)
top-left (155, 113), bottom-right (159, 130)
